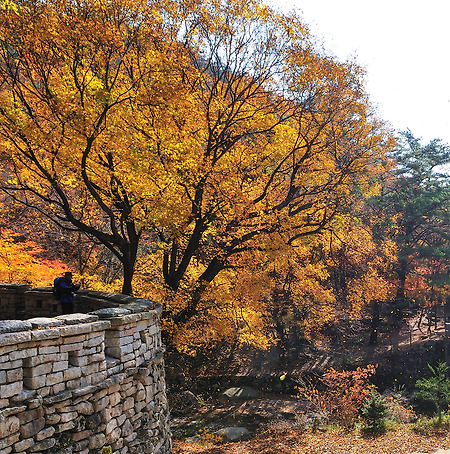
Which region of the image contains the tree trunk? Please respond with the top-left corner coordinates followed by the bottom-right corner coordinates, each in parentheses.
top-left (164, 219), bottom-right (206, 291)
top-left (120, 239), bottom-right (139, 295)
top-left (172, 257), bottom-right (224, 325)
top-left (122, 264), bottom-right (134, 295)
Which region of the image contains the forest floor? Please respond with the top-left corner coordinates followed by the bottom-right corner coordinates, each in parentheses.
top-left (169, 310), bottom-right (450, 453)
top-left (173, 428), bottom-right (450, 454)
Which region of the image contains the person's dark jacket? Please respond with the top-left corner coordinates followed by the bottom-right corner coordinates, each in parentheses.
top-left (56, 277), bottom-right (80, 304)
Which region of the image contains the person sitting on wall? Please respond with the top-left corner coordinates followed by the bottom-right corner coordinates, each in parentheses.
top-left (53, 272), bottom-right (80, 314)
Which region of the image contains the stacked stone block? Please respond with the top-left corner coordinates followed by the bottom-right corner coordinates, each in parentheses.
top-left (0, 287), bottom-right (171, 454)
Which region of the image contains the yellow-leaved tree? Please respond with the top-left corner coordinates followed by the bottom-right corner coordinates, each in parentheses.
top-left (0, 0), bottom-right (394, 348)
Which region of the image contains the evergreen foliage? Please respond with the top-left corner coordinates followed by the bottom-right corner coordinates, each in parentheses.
top-left (415, 361), bottom-right (450, 424)
top-left (360, 391), bottom-right (388, 435)
top-left (373, 130), bottom-right (450, 308)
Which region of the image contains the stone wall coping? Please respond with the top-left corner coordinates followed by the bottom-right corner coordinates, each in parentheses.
top-left (24, 286), bottom-right (52, 292)
top-left (0, 284), bottom-right (163, 346)
top-left (0, 283), bottom-right (31, 289)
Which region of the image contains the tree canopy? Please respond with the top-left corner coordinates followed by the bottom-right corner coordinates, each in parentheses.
top-left (0, 0), bottom-right (394, 347)
top-left (373, 131), bottom-right (450, 308)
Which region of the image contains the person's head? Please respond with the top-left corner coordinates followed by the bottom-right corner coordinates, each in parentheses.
top-left (64, 271), bottom-right (73, 281)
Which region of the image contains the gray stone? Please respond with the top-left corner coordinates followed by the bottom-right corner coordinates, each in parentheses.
top-left (19, 417), bottom-right (45, 438)
top-left (27, 318), bottom-right (64, 329)
top-left (89, 433), bottom-right (106, 450)
top-left (29, 437), bottom-right (56, 452)
top-left (85, 413), bottom-right (101, 429)
top-left (109, 313), bottom-right (142, 326)
top-left (27, 396), bottom-right (43, 409)
top-left (55, 313), bottom-right (99, 325)
top-left (13, 437), bottom-right (34, 452)
top-left (184, 435), bottom-right (202, 444)
top-left (0, 416), bottom-right (19, 439)
top-left (36, 426), bottom-right (55, 441)
top-left (124, 301), bottom-right (154, 313)
top-left (17, 407), bottom-right (44, 425)
top-left (0, 406), bottom-right (26, 418)
top-left (214, 427), bottom-right (251, 443)
top-left (75, 401), bottom-right (94, 416)
top-left (0, 382), bottom-right (22, 399)
top-left (0, 432), bottom-right (19, 449)
top-left (89, 308), bottom-right (131, 318)
top-left (30, 329), bottom-right (60, 341)
top-left (121, 419), bottom-right (134, 437)
top-left (222, 387), bottom-right (260, 400)
top-left (0, 321), bottom-right (32, 334)
top-left (72, 385), bottom-right (97, 397)
top-left (0, 287), bottom-right (171, 454)
top-left (10, 390), bottom-right (36, 404)
top-left (43, 390), bottom-right (72, 405)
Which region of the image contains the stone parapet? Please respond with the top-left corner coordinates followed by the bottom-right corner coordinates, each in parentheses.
top-left (0, 284), bottom-right (29, 320)
top-left (0, 285), bottom-right (171, 454)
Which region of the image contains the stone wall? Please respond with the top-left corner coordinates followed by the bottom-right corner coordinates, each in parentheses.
top-left (0, 284), bottom-right (172, 454)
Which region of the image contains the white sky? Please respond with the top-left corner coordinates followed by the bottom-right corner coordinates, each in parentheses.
top-left (267, 0), bottom-right (450, 146)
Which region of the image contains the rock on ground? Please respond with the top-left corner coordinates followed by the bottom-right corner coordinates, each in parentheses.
top-left (214, 427), bottom-right (251, 442)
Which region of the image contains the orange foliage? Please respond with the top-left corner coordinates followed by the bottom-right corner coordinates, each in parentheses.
top-left (0, 228), bottom-right (67, 285)
top-left (299, 365), bottom-right (377, 427)
top-left (323, 213), bottom-right (397, 316)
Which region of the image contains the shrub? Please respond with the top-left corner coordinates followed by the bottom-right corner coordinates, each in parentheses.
top-left (360, 391), bottom-right (388, 435)
top-left (415, 361), bottom-right (450, 425)
top-left (384, 387), bottom-right (416, 425)
top-left (298, 365), bottom-right (377, 428)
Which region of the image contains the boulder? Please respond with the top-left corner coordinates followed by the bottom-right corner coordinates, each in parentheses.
top-left (221, 387), bottom-right (260, 400)
top-left (214, 426), bottom-right (251, 442)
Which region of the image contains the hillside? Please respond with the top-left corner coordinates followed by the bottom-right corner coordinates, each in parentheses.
top-left (168, 308), bottom-right (449, 453)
